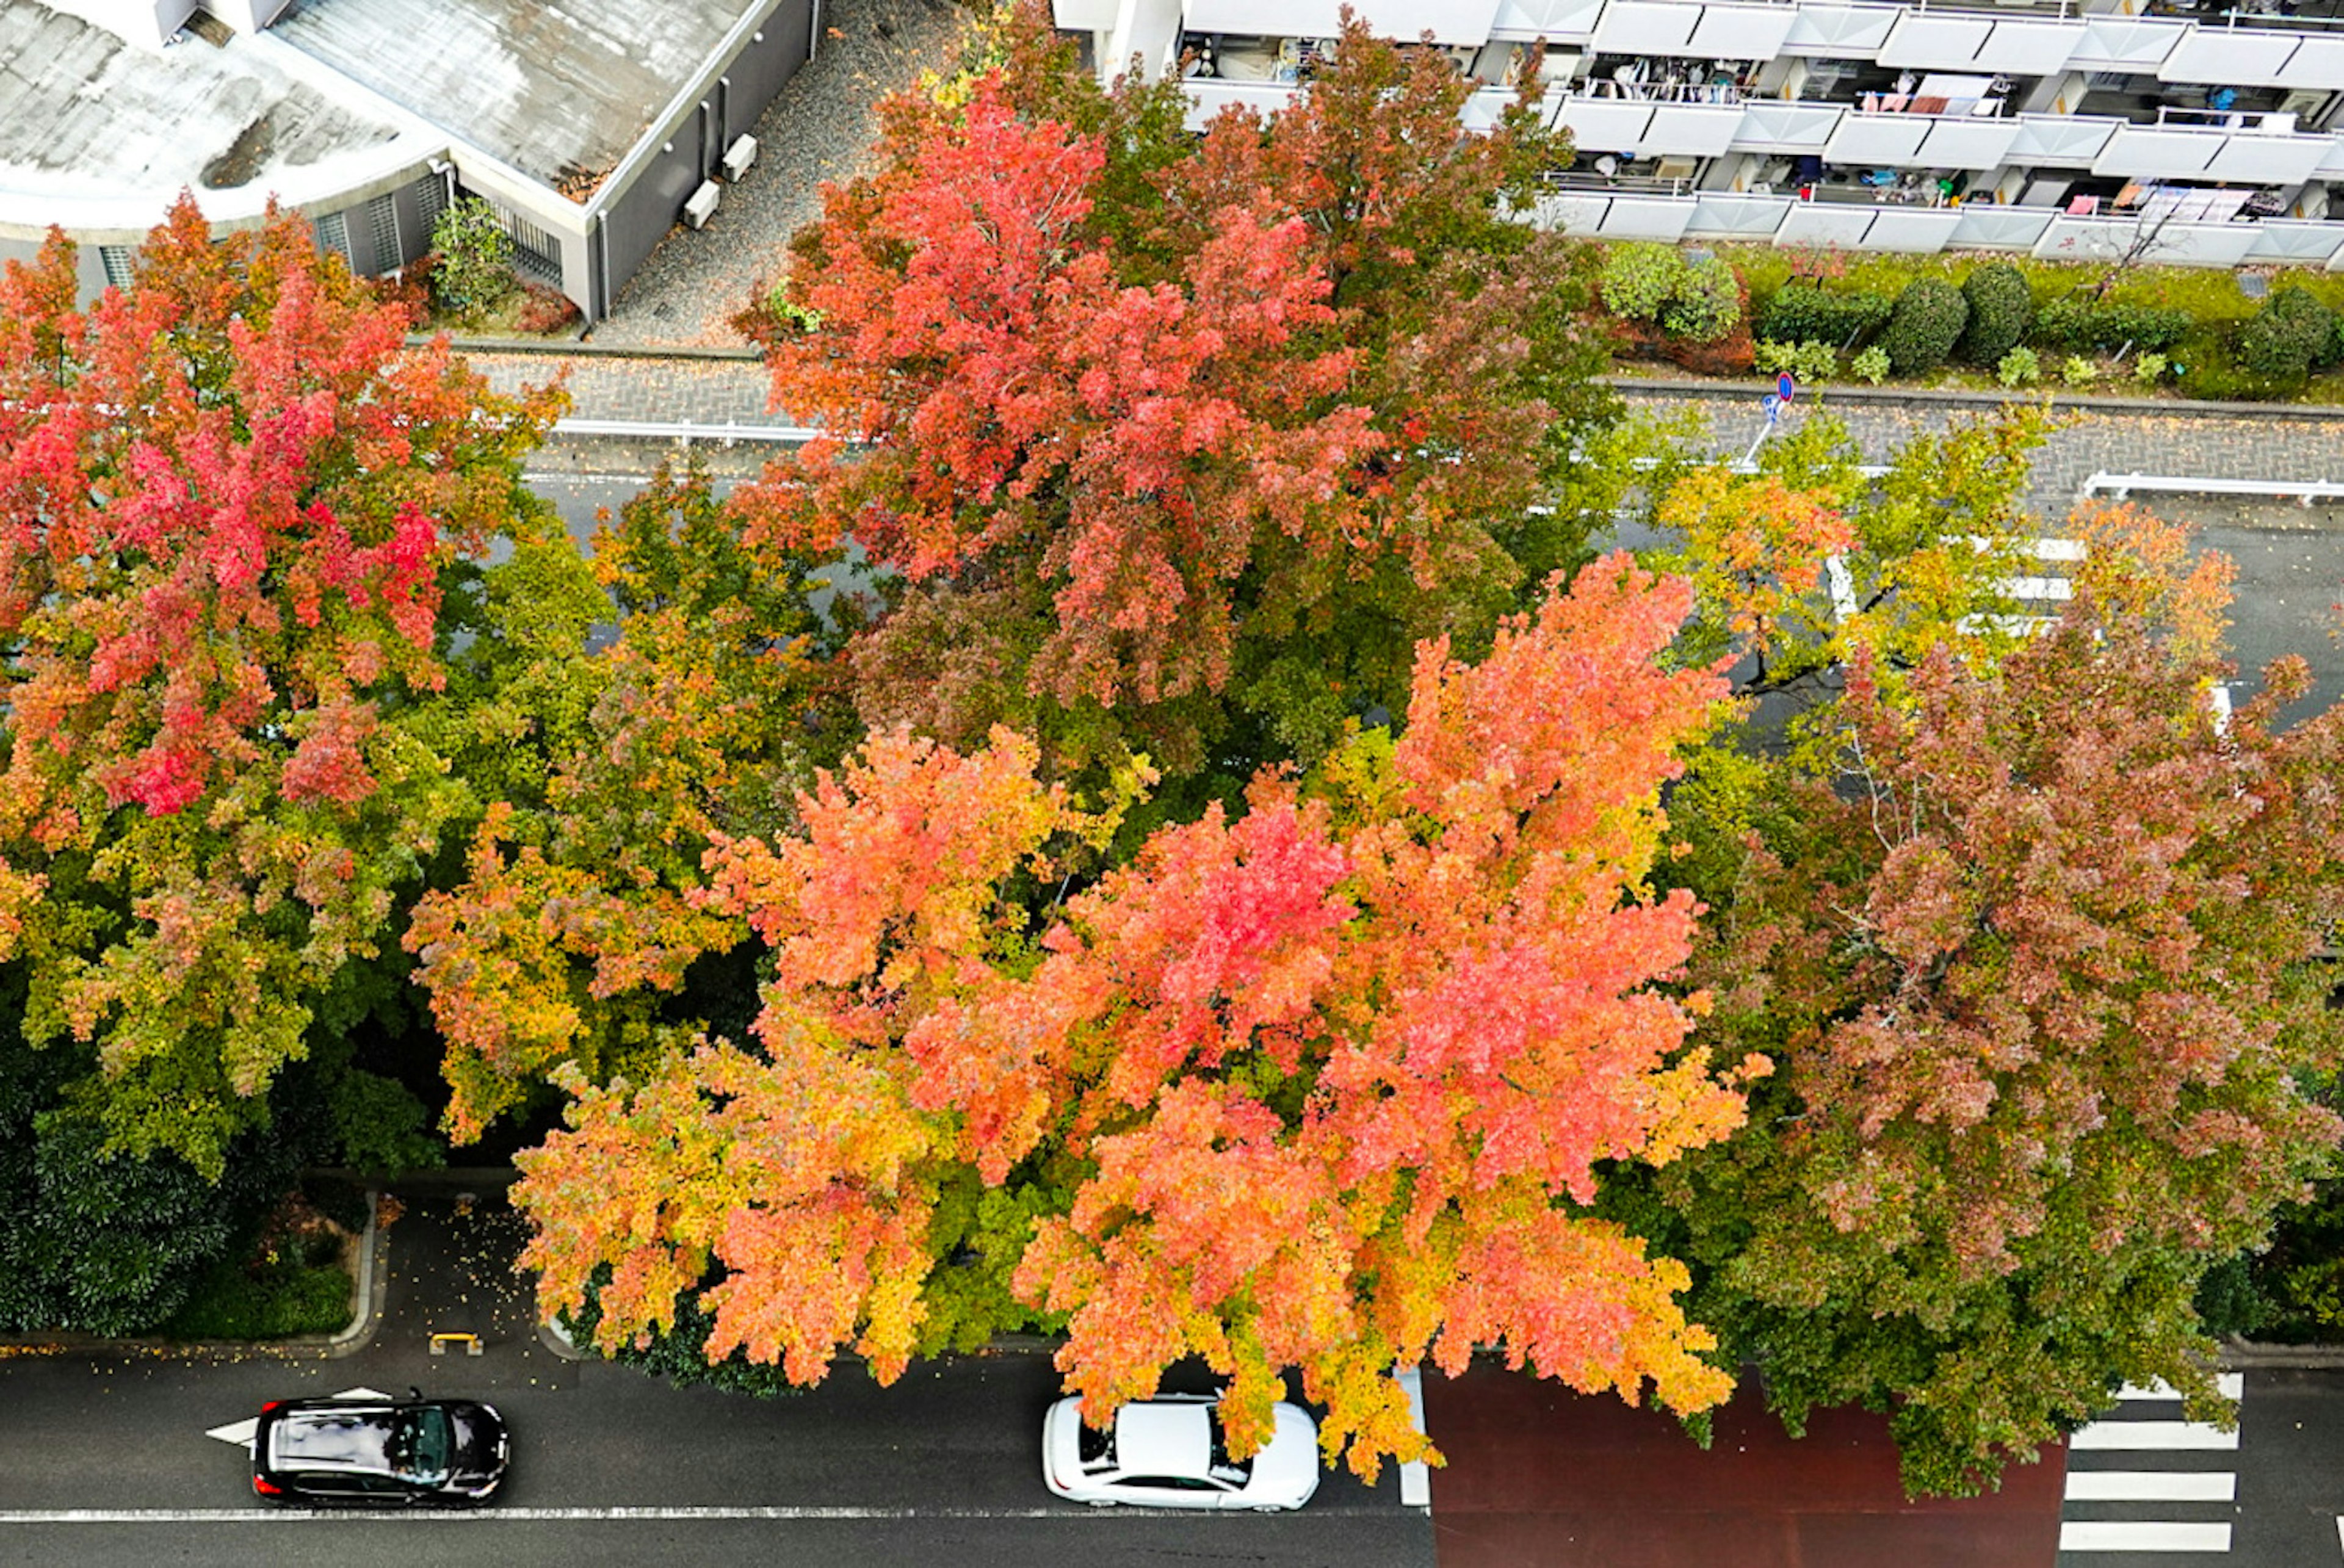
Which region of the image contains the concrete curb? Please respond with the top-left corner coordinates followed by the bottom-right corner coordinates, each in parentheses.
top-left (2218, 1335), bottom-right (2344, 1370)
top-left (413, 334), bottom-right (762, 362)
top-left (1605, 373), bottom-right (2344, 424)
top-left (0, 1186), bottom-right (386, 1362)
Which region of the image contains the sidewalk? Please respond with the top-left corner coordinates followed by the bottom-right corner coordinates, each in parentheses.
top-left (466, 344), bottom-right (2344, 522)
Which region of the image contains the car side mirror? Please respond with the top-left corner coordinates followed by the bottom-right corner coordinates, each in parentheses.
top-left (408, 1385), bottom-right (424, 1402)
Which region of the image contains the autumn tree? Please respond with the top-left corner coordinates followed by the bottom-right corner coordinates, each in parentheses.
top-left (1615, 510), bottom-right (2344, 1494)
top-left (733, 5), bottom-right (1611, 795)
top-left (512, 555), bottom-right (1756, 1475)
top-left (406, 462), bottom-right (853, 1139)
top-left (0, 195), bottom-right (563, 1174)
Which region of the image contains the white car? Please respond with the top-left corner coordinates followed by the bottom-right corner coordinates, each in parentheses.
top-left (1041, 1392), bottom-right (1321, 1511)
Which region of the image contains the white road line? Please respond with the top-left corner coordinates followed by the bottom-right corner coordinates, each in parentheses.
top-left (2069, 1421), bottom-right (2238, 1451)
top-left (2030, 538), bottom-right (2088, 563)
top-left (1999, 575), bottom-right (2075, 601)
top-left (2058, 1520), bottom-right (2232, 1553)
top-left (2064, 1471), bottom-right (2237, 1503)
top-left (2116, 1377), bottom-right (2245, 1402)
top-left (0, 1505), bottom-right (1389, 1523)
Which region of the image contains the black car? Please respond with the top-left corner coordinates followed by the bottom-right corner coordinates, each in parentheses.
top-left (252, 1393), bottom-right (509, 1507)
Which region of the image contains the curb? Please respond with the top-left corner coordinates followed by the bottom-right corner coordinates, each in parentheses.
top-left (1605, 373), bottom-right (2344, 424)
top-left (0, 1186), bottom-right (387, 1362)
top-left (2218, 1335), bottom-right (2344, 1370)
top-left (413, 334), bottom-right (763, 362)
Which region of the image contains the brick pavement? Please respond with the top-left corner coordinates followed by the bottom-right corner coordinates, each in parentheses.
top-left (457, 348), bottom-right (2344, 521)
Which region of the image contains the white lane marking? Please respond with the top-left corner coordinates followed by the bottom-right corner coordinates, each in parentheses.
top-left (0, 1506), bottom-right (1384, 1523)
top-left (1999, 575), bottom-right (2074, 602)
top-left (2058, 1519), bottom-right (2231, 1553)
top-left (2064, 1471), bottom-right (2236, 1502)
top-left (2030, 538), bottom-right (2088, 563)
top-left (2069, 1421), bottom-right (2238, 1451)
top-left (2116, 1377), bottom-right (2244, 1401)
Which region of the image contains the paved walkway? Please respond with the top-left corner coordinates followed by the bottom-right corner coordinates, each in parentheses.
top-left (466, 347), bottom-right (2344, 523)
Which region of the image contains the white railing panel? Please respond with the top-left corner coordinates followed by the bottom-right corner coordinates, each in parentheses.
top-left (1182, 80), bottom-right (1303, 131)
top-left (1689, 4), bottom-right (1796, 59)
top-left (1732, 101), bottom-right (1844, 150)
top-left (1488, 0), bottom-right (1604, 38)
top-left (2274, 33), bottom-right (2344, 85)
top-left (2030, 214), bottom-right (2264, 267)
top-left (1859, 206), bottom-right (1963, 251)
top-left (1643, 102), bottom-right (1746, 154)
top-left (2008, 112), bottom-right (2120, 164)
top-left (1463, 86), bottom-right (1531, 131)
top-left (2093, 125), bottom-right (2223, 177)
top-left (2157, 30), bottom-right (2302, 86)
top-left (2243, 222), bottom-right (2344, 264)
top-left (1948, 206), bottom-right (2055, 248)
top-left (1591, 1), bottom-right (1704, 52)
top-left (1824, 114), bottom-right (1933, 162)
top-left (1879, 12), bottom-right (1995, 67)
top-left (2033, 214), bottom-right (2145, 262)
top-left (1918, 116), bottom-right (2023, 168)
top-left (1689, 193), bottom-right (1796, 234)
top-left (1552, 98), bottom-right (1658, 150)
top-left (1776, 203), bottom-right (1881, 247)
top-left (1782, 2), bottom-right (1899, 54)
top-left (1975, 20), bottom-right (2084, 73)
top-left (1598, 195), bottom-right (1698, 237)
top-left (2070, 16), bottom-right (2184, 69)
top-left (2206, 133), bottom-right (2332, 184)
top-left (1187, 0), bottom-right (1502, 38)
top-left (1532, 193), bottom-right (1615, 232)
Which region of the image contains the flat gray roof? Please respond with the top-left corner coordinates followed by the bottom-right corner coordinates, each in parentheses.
top-left (267, 0), bottom-right (759, 191)
top-left (0, 1), bottom-right (407, 220)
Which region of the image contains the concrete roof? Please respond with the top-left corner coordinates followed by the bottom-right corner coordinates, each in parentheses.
top-left (0, 0), bottom-right (420, 231)
top-left (266, 0), bottom-right (758, 190)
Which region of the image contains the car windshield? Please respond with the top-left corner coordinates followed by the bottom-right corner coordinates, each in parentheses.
top-left (1206, 1410), bottom-right (1252, 1486)
top-left (387, 1407), bottom-right (454, 1486)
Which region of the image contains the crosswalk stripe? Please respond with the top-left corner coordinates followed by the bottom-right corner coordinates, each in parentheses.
top-left (2059, 1520), bottom-right (2232, 1553)
top-left (2069, 1421), bottom-right (2239, 1451)
top-left (2064, 1472), bottom-right (2235, 1503)
top-left (2116, 1377), bottom-right (2245, 1402)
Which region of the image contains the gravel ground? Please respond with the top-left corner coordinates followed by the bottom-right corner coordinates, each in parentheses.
top-left (587, 0), bottom-right (977, 350)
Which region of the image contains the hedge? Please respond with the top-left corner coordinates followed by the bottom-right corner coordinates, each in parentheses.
top-left (2239, 286), bottom-right (2339, 383)
top-left (1756, 282), bottom-right (1893, 348)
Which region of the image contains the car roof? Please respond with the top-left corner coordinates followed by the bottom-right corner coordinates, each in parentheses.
top-left (272, 1406), bottom-right (396, 1471)
top-left (1115, 1403), bottom-right (1213, 1479)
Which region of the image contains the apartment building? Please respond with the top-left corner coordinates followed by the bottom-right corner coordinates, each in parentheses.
top-left (1056, 0), bottom-right (2344, 266)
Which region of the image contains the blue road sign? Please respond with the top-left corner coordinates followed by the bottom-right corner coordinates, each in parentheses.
top-left (1778, 372), bottom-right (1796, 402)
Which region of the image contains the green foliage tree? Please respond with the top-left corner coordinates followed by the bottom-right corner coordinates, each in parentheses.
top-left (1625, 510), bottom-right (2344, 1496)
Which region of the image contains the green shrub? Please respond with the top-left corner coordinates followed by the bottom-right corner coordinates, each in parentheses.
top-left (1757, 281), bottom-right (1894, 347)
top-left (2036, 296), bottom-right (2193, 354)
top-left (161, 1251), bottom-right (350, 1341)
top-left (1851, 345), bottom-right (1891, 385)
top-left (1959, 262), bottom-right (2035, 366)
top-left (429, 196), bottom-right (516, 318)
top-left (2133, 352), bottom-right (2168, 385)
top-left (1657, 255), bottom-right (1742, 344)
top-left (2239, 286), bottom-right (2337, 383)
top-left (1878, 278), bottom-right (1969, 374)
top-left (1755, 338), bottom-right (1839, 383)
top-left (1599, 242), bottom-right (1685, 322)
top-left (2060, 355), bottom-right (2100, 388)
top-left (2173, 327), bottom-right (2257, 400)
top-left (1996, 346), bottom-right (2040, 388)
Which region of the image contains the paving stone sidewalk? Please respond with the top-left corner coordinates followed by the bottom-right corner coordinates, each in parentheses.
top-left (462, 347), bottom-right (2344, 521)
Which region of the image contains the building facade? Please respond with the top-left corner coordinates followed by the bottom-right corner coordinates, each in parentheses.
top-left (1058, 0), bottom-right (2344, 266)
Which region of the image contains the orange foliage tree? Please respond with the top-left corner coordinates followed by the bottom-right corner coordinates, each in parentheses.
top-left (513, 556), bottom-right (1755, 1474)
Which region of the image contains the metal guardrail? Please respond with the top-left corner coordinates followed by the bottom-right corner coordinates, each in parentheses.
top-left (2080, 470), bottom-right (2344, 504)
top-left (551, 417), bottom-right (828, 444)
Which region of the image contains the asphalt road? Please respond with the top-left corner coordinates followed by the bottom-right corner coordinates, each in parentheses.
top-left (0, 1196), bottom-right (1426, 1568)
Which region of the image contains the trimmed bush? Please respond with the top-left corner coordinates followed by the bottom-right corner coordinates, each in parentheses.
top-left (2239, 286), bottom-right (2337, 383)
top-left (1757, 281), bottom-right (1894, 347)
top-left (1878, 278), bottom-right (1969, 375)
top-left (2035, 297), bottom-right (2193, 355)
top-left (1959, 262), bottom-right (2035, 366)
top-left (1599, 242), bottom-right (1685, 322)
top-left (1659, 255), bottom-right (1742, 344)
top-left (1996, 346), bottom-right (2040, 388)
